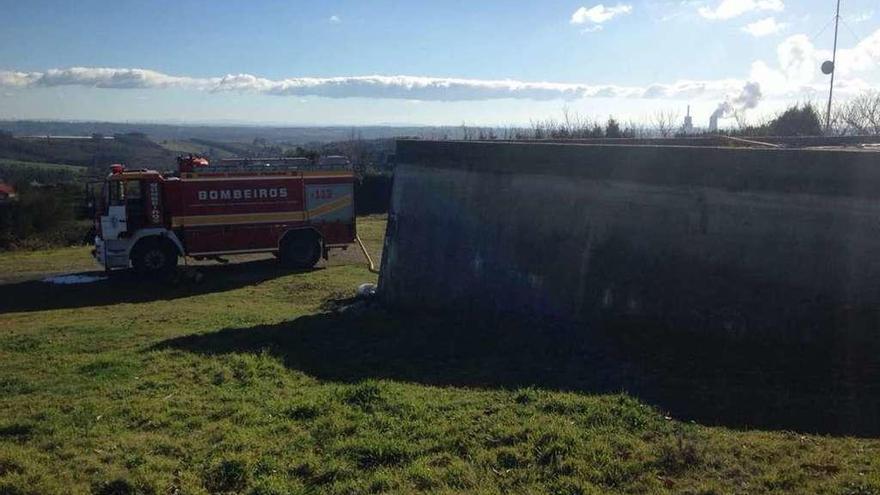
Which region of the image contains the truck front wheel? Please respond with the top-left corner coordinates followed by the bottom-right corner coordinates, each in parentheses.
top-left (131, 239), bottom-right (179, 277)
top-left (279, 232), bottom-right (322, 269)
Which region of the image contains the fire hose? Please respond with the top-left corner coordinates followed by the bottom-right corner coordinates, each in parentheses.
top-left (355, 235), bottom-right (380, 274)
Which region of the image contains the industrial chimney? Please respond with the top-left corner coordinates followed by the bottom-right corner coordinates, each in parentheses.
top-left (682, 105), bottom-right (694, 134)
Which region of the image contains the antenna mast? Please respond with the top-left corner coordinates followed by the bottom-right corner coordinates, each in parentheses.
top-left (825, 0), bottom-right (841, 133)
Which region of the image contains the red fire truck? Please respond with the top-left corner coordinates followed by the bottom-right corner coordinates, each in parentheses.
top-left (92, 155), bottom-right (356, 275)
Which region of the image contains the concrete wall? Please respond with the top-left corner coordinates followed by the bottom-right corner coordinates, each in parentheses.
top-left (378, 140), bottom-right (880, 333)
top-left (522, 135), bottom-right (880, 147)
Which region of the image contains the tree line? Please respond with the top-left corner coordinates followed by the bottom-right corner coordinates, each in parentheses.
top-left (453, 91), bottom-right (880, 140)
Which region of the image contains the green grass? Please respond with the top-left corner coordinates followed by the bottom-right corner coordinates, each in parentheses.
top-left (0, 158), bottom-right (87, 173)
top-left (1, 215), bottom-right (880, 494)
top-left (0, 246), bottom-right (96, 280)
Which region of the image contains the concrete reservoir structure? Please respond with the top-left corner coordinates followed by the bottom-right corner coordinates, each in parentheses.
top-left (378, 140), bottom-right (880, 334)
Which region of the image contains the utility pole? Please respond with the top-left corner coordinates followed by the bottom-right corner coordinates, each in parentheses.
top-left (825, 0), bottom-right (841, 133)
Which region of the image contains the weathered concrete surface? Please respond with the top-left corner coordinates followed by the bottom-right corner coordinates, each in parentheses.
top-left (379, 140), bottom-right (880, 333)
top-left (517, 135), bottom-right (880, 147)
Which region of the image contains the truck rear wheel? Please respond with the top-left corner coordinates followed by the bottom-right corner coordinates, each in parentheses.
top-left (131, 239), bottom-right (178, 277)
top-left (279, 232), bottom-right (322, 269)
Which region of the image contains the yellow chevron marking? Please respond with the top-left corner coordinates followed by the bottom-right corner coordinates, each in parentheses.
top-left (171, 211), bottom-right (305, 228)
top-left (308, 195), bottom-right (353, 219)
top-left (182, 171), bottom-right (353, 180)
top-left (302, 171), bottom-right (354, 178)
top-left (181, 175), bottom-right (301, 181)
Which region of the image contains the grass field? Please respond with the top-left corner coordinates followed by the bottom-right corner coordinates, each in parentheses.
top-left (0, 158), bottom-right (87, 173)
top-left (1, 215), bottom-right (880, 494)
top-left (153, 140), bottom-right (235, 160)
top-left (0, 246), bottom-right (95, 282)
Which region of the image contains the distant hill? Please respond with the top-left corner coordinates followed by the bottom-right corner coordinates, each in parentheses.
top-left (0, 159), bottom-right (85, 190)
top-left (0, 132), bottom-right (175, 171)
top-left (0, 120), bottom-right (465, 145)
top-left (0, 158), bottom-right (87, 173)
top-left (0, 120), bottom-right (432, 182)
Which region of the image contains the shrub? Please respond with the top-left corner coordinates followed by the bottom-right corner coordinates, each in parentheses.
top-left (768, 102), bottom-right (823, 136)
top-left (0, 182), bottom-right (91, 251)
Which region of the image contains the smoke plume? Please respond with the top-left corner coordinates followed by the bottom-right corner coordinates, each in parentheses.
top-left (711, 81), bottom-right (763, 120)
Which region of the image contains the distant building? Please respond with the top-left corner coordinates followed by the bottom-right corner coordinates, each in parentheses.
top-left (29, 180), bottom-right (51, 189)
top-left (681, 105), bottom-right (694, 135)
top-left (0, 182), bottom-right (17, 203)
top-left (709, 113), bottom-right (719, 133)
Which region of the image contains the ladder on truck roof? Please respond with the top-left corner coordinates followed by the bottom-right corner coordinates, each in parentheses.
top-left (201, 156), bottom-right (352, 172)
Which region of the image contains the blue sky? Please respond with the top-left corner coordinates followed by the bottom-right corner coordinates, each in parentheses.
top-left (0, 0), bottom-right (877, 126)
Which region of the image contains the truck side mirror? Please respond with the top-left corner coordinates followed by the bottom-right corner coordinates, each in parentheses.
top-left (85, 180), bottom-right (103, 218)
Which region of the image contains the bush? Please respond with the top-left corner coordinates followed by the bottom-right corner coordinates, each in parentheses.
top-left (768, 103), bottom-right (823, 136)
top-left (0, 184), bottom-right (91, 250)
top-left (0, 221), bottom-right (92, 250)
top-left (605, 117), bottom-right (622, 138)
top-left (736, 102), bottom-right (825, 137)
top-left (0, 164), bottom-right (79, 187)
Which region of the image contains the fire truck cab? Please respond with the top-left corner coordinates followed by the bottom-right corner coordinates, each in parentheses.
top-left (93, 156), bottom-right (356, 276)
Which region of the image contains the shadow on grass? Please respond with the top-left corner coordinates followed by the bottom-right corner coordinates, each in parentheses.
top-left (0, 259), bottom-right (314, 313)
top-left (157, 304), bottom-right (880, 437)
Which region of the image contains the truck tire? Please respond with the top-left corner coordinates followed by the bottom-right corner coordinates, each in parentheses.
top-left (279, 232), bottom-right (322, 269)
top-left (131, 238), bottom-right (179, 277)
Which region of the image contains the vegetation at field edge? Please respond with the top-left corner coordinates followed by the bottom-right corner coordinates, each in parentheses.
top-left (0, 159), bottom-right (87, 173)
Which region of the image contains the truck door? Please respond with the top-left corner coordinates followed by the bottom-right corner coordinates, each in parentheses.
top-left (100, 179), bottom-right (144, 239)
top-left (101, 180), bottom-right (128, 240)
top-left (124, 180), bottom-right (145, 231)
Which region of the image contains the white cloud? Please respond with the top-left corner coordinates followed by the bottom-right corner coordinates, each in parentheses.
top-left (748, 60), bottom-right (788, 94)
top-left (777, 34), bottom-right (817, 84)
top-left (0, 71), bottom-right (40, 87)
top-left (742, 17), bottom-right (786, 37)
top-left (652, 0), bottom-right (703, 22)
top-left (35, 67), bottom-right (214, 90)
top-left (0, 66), bottom-right (746, 101)
top-left (834, 28), bottom-right (880, 76)
top-left (329, 15), bottom-right (341, 23)
top-left (748, 35), bottom-right (822, 96)
top-left (2, 26), bottom-right (878, 106)
top-left (850, 10), bottom-right (873, 23)
top-left (698, 0), bottom-right (783, 20)
top-left (570, 4), bottom-right (632, 25)
top-left (748, 28), bottom-right (880, 98)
